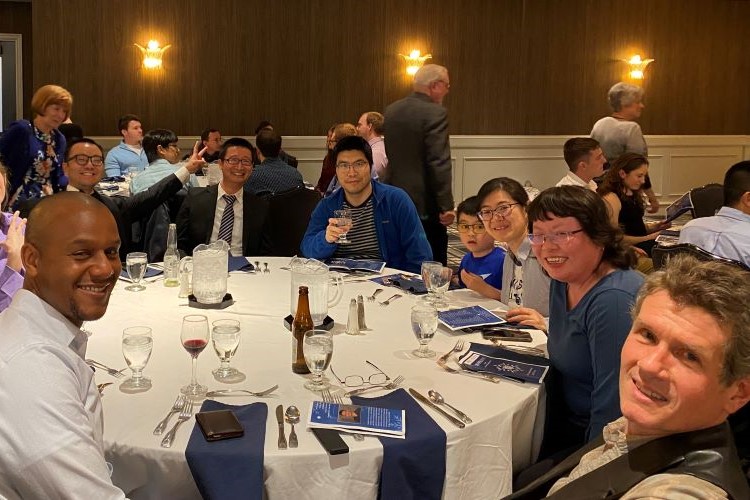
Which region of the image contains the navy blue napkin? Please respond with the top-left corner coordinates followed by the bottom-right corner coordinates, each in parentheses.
top-left (351, 388), bottom-right (446, 500)
top-left (185, 400), bottom-right (267, 500)
top-left (370, 274), bottom-right (460, 295)
top-left (227, 255), bottom-right (255, 272)
top-left (101, 175), bottom-right (126, 183)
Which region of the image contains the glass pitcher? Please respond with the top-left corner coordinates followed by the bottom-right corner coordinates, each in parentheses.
top-left (289, 257), bottom-right (343, 325)
top-left (192, 240), bottom-right (229, 304)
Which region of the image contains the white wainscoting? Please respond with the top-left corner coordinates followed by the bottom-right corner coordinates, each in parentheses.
top-left (94, 134), bottom-right (750, 207)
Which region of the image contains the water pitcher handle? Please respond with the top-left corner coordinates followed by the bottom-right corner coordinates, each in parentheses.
top-left (328, 273), bottom-right (344, 308)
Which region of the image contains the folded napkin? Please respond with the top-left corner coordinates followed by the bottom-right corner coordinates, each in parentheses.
top-left (351, 388), bottom-right (446, 500)
top-left (185, 400), bottom-right (267, 500)
top-left (372, 274), bottom-right (460, 295)
top-left (119, 267), bottom-right (162, 280)
top-left (228, 255), bottom-right (255, 272)
top-left (468, 341), bottom-right (549, 364)
top-left (101, 175), bottom-right (126, 183)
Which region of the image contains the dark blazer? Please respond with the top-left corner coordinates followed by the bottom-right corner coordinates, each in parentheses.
top-left (383, 91), bottom-right (454, 218)
top-left (176, 184), bottom-right (271, 256)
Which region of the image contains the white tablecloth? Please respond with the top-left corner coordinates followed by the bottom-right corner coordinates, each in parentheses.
top-left (87, 257), bottom-right (546, 499)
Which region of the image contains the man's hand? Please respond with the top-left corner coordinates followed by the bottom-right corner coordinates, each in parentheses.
top-left (184, 140), bottom-right (208, 174)
top-left (324, 218), bottom-right (349, 243)
top-left (438, 210), bottom-right (455, 226)
top-left (0, 211), bottom-right (26, 272)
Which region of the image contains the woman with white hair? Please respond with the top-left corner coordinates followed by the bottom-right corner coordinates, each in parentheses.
top-left (591, 82), bottom-right (659, 213)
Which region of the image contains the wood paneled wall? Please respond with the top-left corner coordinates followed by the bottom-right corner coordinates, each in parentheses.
top-left (17, 0), bottom-right (750, 135)
top-left (0, 0), bottom-right (33, 116)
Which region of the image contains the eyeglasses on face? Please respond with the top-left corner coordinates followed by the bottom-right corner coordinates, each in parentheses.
top-left (223, 157), bottom-right (253, 167)
top-left (67, 154), bottom-right (104, 167)
top-left (528, 229), bottom-right (584, 246)
top-left (329, 360), bottom-right (390, 387)
top-left (456, 222), bottom-right (486, 234)
top-left (335, 160), bottom-right (369, 171)
top-left (477, 203), bottom-right (520, 221)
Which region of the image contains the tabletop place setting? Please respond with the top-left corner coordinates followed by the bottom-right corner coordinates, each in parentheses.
top-left (85, 255), bottom-right (550, 499)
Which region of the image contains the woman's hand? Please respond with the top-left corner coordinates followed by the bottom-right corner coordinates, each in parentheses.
top-left (0, 212), bottom-right (26, 272)
top-left (505, 307), bottom-right (547, 332)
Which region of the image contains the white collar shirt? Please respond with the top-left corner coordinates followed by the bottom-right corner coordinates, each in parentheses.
top-left (210, 184), bottom-right (244, 256)
top-left (556, 172), bottom-right (597, 191)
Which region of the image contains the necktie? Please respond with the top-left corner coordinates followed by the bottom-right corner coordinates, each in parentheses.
top-left (217, 194), bottom-right (236, 245)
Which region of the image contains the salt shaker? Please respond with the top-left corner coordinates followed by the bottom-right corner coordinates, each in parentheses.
top-left (357, 295), bottom-right (368, 330)
top-left (345, 298), bottom-right (360, 335)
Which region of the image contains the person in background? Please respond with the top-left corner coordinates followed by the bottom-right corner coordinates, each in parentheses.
top-left (679, 160), bottom-right (750, 267)
top-left (316, 123), bottom-right (356, 194)
top-left (591, 82), bottom-right (659, 213)
top-left (527, 186), bottom-right (642, 458)
top-left (244, 128), bottom-right (304, 196)
top-left (0, 84), bottom-right (72, 210)
top-left (198, 128), bottom-right (222, 164)
top-left (355, 111), bottom-right (388, 179)
top-left (254, 120), bottom-right (297, 168)
top-left (0, 162), bottom-right (25, 312)
top-left (476, 177), bottom-right (550, 326)
top-left (455, 195), bottom-right (504, 300)
top-left (130, 129), bottom-right (200, 194)
top-left (104, 114), bottom-right (148, 177)
top-left (557, 137), bottom-right (606, 191)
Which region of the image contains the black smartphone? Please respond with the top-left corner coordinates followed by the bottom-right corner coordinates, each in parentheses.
top-left (480, 327), bottom-right (533, 342)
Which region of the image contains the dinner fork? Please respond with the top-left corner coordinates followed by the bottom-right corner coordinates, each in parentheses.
top-left (438, 340), bottom-right (465, 365)
top-left (378, 294), bottom-right (403, 307)
top-left (367, 288), bottom-right (383, 302)
top-left (332, 393), bottom-right (365, 441)
top-left (153, 395), bottom-right (186, 435)
top-left (86, 359), bottom-right (126, 379)
top-left (205, 385), bottom-right (279, 398)
top-left (161, 398), bottom-right (194, 448)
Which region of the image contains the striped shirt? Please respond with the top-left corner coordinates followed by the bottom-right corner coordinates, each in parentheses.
top-left (333, 196), bottom-right (382, 260)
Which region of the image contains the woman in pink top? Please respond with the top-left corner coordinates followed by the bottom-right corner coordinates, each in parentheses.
top-left (0, 163), bottom-right (26, 311)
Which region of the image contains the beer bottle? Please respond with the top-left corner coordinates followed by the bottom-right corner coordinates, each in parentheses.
top-left (163, 223), bottom-right (180, 287)
top-left (292, 286), bottom-right (313, 374)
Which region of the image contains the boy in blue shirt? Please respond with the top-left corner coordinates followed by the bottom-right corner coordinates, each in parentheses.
top-left (456, 196), bottom-right (505, 300)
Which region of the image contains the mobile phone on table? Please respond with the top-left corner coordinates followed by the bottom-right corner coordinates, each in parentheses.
top-left (480, 327), bottom-right (533, 342)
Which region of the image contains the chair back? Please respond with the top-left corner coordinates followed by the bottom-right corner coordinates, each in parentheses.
top-left (652, 242), bottom-right (750, 272)
top-left (265, 187), bottom-right (321, 256)
top-left (689, 183), bottom-right (723, 218)
top-left (138, 190), bottom-right (187, 262)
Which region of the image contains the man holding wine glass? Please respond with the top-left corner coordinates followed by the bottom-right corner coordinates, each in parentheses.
top-left (0, 192), bottom-right (127, 498)
top-left (301, 136), bottom-right (432, 274)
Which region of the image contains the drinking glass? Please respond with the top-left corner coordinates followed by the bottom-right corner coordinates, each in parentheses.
top-left (411, 302), bottom-right (438, 358)
top-left (125, 252), bottom-right (148, 292)
top-left (421, 261), bottom-right (443, 304)
top-left (303, 329), bottom-right (333, 390)
top-left (431, 266), bottom-right (454, 309)
top-left (121, 326), bottom-right (153, 393)
top-left (333, 208), bottom-right (353, 244)
top-left (180, 314), bottom-right (210, 398)
top-left (211, 319), bottom-right (245, 383)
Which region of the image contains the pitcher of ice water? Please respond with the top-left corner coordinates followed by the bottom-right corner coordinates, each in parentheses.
top-left (289, 257), bottom-right (344, 325)
top-left (191, 240), bottom-right (229, 304)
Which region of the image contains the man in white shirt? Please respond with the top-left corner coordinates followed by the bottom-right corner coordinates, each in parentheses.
top-left (104, 114), bottom-right (148, 177)
top-left (0, 192), bottom-right (127, 498)
top-left (556, 137), bottom-right (606, 191)
top-left (356, 111), bottom-right (388, 179)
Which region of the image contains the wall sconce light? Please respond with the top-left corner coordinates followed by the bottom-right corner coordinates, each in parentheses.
top-left (134, 40), bottom-right (171, 69)
top-left (399, 49), bottom-right (432, 76)
top-left (624, 54), bottom-right (654, 80)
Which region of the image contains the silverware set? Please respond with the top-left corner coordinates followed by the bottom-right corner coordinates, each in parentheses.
top-left (161, 399), bottom-right (195, 448)
top-left (86, 359), bottom-right (127, 378)
top-left (437, 340), bottom-right (525, 384)
top-left (409, 388), bottom-right (467, 428)
top-left (154, 395), bottom-right (186, 435)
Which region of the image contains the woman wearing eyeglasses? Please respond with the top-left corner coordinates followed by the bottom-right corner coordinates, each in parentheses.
top-left (0, 163), bottom-right (26, 312)
top-left (527, 185), bottom-right (642, 457)
top-left (0, 85), bottom-right (72, 212)
top-left (476, 177), bottom-right (550, 328)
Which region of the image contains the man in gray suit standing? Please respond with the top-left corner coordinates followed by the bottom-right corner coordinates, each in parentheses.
top-left (383, 64), bottom-right (455, 265)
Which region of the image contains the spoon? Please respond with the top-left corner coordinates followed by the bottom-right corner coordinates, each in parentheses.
top-left (285, 405), bottom-right (300, 448)
top-left (428, 390), bottom-right (472, 424)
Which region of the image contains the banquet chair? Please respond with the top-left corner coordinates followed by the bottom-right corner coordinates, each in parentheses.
top-left (265, 187), bottom-right (321, 256)
top-left (136, 190), bottom-right (187, 261)
top-left (651, 242), bottom-right (749, 272)
top-left (689, 183), bottom-right (723, 218)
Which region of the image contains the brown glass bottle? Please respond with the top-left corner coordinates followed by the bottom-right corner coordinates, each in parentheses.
top-left (292, 286), bottom-right (313, 374)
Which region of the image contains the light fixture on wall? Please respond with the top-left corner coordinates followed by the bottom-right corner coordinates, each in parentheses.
top-left (134, 40), bottom-right (171, 69)
top-left (399, 49), bottom-right (432, 76)
top-left (624, 54), bottom-right (654, 80)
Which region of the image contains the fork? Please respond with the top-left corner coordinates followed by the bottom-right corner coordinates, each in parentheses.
top-left (205, 385), bottom-right (279, 398)
top-left (437, 360), bottom-right (502, 383)
top-left (344, 375), bottom-right (405, 397)
top-left (86, 359), bottom-right (126, 378)
top-left (438, 340), bottom-right (465, 365)
top-left (153, 395), bottom-right (186, 435)
top-left (332, 393), bottom-right (365, 441)
top-left (161, 398), bottom-right (194, 448)
top-left (378, 294), bottom-right (403, 307)
top-left (367, 288), bottom-right (383, 302)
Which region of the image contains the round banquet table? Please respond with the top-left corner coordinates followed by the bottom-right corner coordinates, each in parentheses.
top-left (86, 257), bottom-right (547, 499)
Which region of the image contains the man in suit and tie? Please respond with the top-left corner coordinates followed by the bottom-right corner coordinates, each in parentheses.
top-left (176, 137), bottom-right (271, 256)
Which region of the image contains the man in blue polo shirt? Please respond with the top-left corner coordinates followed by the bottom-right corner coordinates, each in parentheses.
top-left (104, 114), bottom-right (148, 177)
top-left (301, 136), bottom-right (432, 274)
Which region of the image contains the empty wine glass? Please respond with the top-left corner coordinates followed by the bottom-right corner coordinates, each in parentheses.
top-left (333, 208), bottom-right (353, 244)
top-left (211, 319), bottom-right (245, 383)
top-left (411, 302), bottom-right (438, 358)
top-left (125, 252), bottom-right (148, 291)
top-left (180, 314), bottom-right (209, 398)
top-left (421, 261), bottom-right (443, 304)
top-left (431, 266), bottom-right (453, 309)
top-left (303, 329), bottom-right (333, 390)
top-left (120, 326), bottom-right (153, 393)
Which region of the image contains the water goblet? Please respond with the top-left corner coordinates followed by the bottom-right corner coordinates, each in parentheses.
top-left (120, 326), bottom-right (153, 393)
top-left (421, 261), bottom-right (443, 304)
top-left (211, 319), bottom-right (245, 383)
top-left (431, 266), bottom-right (454, 309)
top-left (124, 252), bottom-right (148, 291)
top-left (411, 302), bottom-right (438, 358)
top-left (333, 208), bottom-right (353, 244)
top-left (180, 314), bottom-right (210, 398)
top-left (303, 329), bottom-right (333, 390)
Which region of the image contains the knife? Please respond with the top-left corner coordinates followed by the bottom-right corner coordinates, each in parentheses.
top-left (276, 404), bottom-right (287, 449)
top-left (408, 388), bottom-right (466, 428)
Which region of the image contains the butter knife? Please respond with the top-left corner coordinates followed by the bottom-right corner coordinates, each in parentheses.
top-left (408, 388), bottom-right (466, 428)
top-left (276, 404), bottom-right (287, 449)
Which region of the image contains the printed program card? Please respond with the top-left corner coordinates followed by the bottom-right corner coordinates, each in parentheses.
top-left (438, 305), bottom-right (506, 331)
top-left (326, 258), bottom-right (386, 273)
top-left (307, 401), bottom-right (405, 438)
top-left (459, 349), bottom-right (549, 384)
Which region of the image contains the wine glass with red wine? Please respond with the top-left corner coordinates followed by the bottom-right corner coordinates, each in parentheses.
top-left (180, 314), bottom-right (210, 398)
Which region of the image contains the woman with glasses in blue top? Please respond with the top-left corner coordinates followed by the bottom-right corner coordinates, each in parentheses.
top-left (527, 185), bottom-right (643, 459)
